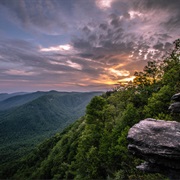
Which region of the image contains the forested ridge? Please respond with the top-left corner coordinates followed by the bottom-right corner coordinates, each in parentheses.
top-left (1, 39), bottom-right (180, 180)
top-left (0, 91), bottom-right (102, 165)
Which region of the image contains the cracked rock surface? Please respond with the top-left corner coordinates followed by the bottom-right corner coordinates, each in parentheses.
top-left (127, 118), bottom-right (180, 179)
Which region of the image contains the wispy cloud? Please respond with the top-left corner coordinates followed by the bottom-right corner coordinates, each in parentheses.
top-left (40, 44), bottom-right (72, 52)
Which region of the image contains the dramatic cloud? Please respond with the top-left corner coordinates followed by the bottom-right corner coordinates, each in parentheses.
top-left (0, 0), bottom-right (179, 92)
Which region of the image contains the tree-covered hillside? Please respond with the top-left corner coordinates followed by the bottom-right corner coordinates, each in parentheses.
top-left (0, 91), bottom-right (102, 165)
top-left (1, 39), bottom-right (179, 180)
top-left (0, 91), bottom-right (46, 111)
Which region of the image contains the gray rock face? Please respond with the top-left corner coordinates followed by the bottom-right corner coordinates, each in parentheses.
top-left (171, 93), bottom-right (180, 101)
top-left (169, 93), bottom-right (180, 114)
top-left (169, 102), bottom-right (180, 113)
top-left (127, 118), bottom-right (180, 179)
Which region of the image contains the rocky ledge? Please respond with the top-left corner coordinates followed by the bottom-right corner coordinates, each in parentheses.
top-left (127, 118), bottom-right (180, 179)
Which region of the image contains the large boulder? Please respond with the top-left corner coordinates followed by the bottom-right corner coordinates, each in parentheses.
top-left (127, 118), bottom-right (180, 179)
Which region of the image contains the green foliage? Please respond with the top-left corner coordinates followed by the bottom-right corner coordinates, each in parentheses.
top-left (143, 40), bottom-right (180, 119)
top-left (0, 91), bottom-right (102, 165)
top-left (118, 103), bottom-right (140, 129)
top-left (86, 96), bottom-right (107, 124)
top-left (1, 39), bottom-right (180, 179)
top-left (143, 85), bottom-right (173, 118)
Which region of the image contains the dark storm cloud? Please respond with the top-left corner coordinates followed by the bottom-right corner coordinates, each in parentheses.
top-left (109, 13), bottom-right (122, 28)
top-left (153, 43), bottom-right (164, 51)
top-left (99, 23), bottom-right (108, 31)
top-left (131, 0), bottom-right (180, 29)
top-left (73, 38), bottom-right (92, 50)
top-left (72, 24), bottom-right (136, 64)
top-left (72, 0), bottom-right (180, 66)
top-left (0, 0), bottom-right (71, 34)
top-left (0, 0), bottom-right (105, 35)
top-left (132, 0), bottom-right (180, 10)
top-left (155, 34), bottom-right (172, 41)
top-left (163, 16), bottom-right (180, 30)
top-left (82, 26), bottom-right (91, 35)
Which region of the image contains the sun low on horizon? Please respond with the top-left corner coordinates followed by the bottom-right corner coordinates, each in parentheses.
top-left (0, 0), bottom-right (179, 93)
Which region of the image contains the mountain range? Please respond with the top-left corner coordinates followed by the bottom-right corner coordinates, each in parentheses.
top-left (0, 90), bottom-right (102, 164)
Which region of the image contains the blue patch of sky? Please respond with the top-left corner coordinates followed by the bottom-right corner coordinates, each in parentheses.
top-left (0, 9), bottom-right (33, 40)
top-left (0, 4), bottom-right (72, 48)
top-left (36, 34), bottom-right (71, 48)
top-left (0, 11), bottom-right (71, 48)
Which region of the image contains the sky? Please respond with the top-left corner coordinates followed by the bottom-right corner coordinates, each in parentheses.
top-left (0, 0), bottom-right (180, 93)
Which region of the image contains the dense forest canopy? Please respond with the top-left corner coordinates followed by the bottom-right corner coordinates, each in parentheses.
top-left (0, 39), bottom-right (180, 179)
top-left (0, 91), bottom-right (102, 165)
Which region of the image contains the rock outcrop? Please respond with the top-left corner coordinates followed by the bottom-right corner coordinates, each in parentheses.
top-left (127, 118), bottom-right (180, 179)
top-left (127, 93), bottom-right (180, 179)
top-left (169, 92), bottom-right (180, 113)
top-left (171, 92), bottom-right (180, 101)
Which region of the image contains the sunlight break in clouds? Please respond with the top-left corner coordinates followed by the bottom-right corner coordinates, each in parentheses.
top-left (109, 68), bottom-right (130, 77)
top-left (92, 74), bottom-right (118, 85)
top-left (96, 0), bottom-right (115, 10)
top-left (128, 11), bottom-right (143, 19)
top-left (118, 76), bottom-right (135, 83)
top-left (49, 60), bottom-right (82, 70)
top-left (40, 44), bottom-right (72, 52)
top-left (66, 60), bottom-right (82, 70)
